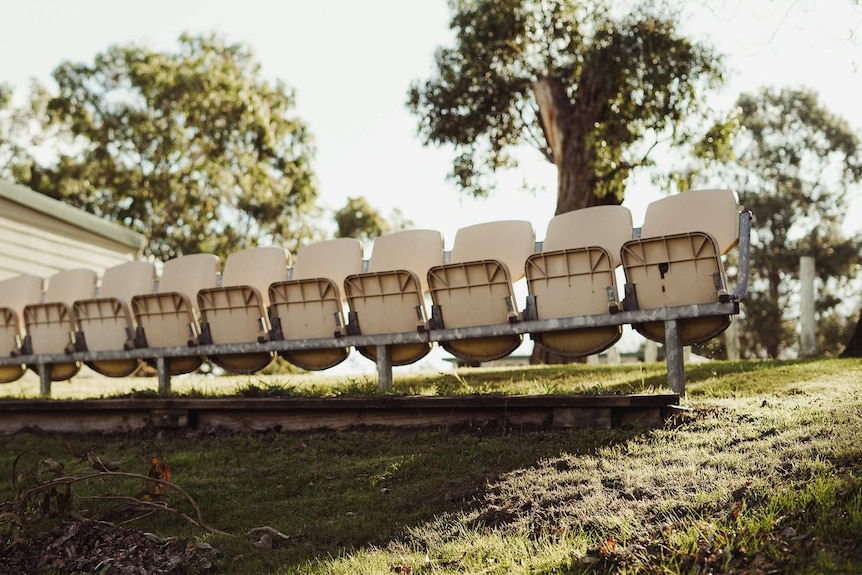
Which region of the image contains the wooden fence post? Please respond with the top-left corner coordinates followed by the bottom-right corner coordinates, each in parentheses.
top-left (800, 255), bottom-right (816, 357)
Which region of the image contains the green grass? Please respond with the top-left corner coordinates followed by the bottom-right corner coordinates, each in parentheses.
top-left (0, 357), bottom-right (811, 400)
top-left (1, 358), bottom-right (861, 574)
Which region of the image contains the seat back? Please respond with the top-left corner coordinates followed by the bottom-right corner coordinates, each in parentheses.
top-left (449, 220), bottom-right (535, 281)
top-left (269, 238), bottom-right (363, 371)
top-left (0, 275), bottom-right (44, 383)
top-left (345, 230), bottom-right (444, 365)
top-left (198, 246), bottom-right (290, 374)
top-left (526, 206), bottom-right (632, 358)
top-left (41, 268), bottom-right (98, 305)
top-left (622, 189), bottom-right (740, 344)
top-left (219, 245), bottom-right (290, 307)
top-left (73, 260), bottom-right (157, 377)
top-left (291, 238), bottom-right (364, 288)
top-left (97, 260), bottom-right (157, 304)
top-left (540, 205), bottom-right (632, 267)
top-left (24, 268), bottom-right (98, 381)
top-left (427, 220), bottom-right (535, 363)
top-left (0, 274), bottom-right (44, 321)
top-left (365, 229), bottom-right (444, 293)
top-left (157, 253), bottom-right (222, 303)
top-left (640, 189), bottom-right (739, 253)
top-left (131, 253), bottom-right (220, 375)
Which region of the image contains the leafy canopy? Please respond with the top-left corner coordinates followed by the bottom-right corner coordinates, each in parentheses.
top-left (408, 0), bottom-right (723, 208)
top-left (693, 87), bottom-right (862, 359)
top-left (17, 33), bottom-right (318, 260)
top-left (334, 196), bottom-right (414, 243)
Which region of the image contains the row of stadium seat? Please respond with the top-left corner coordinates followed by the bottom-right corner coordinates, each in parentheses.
top-left (0, 189), bottom-right (748, 393)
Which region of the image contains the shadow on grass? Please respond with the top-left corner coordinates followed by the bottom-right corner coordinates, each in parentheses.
top-left (0, 421), bottom-right (650, 569)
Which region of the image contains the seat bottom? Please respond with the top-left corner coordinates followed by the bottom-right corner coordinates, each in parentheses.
top-left (442, 335), bottom-right (521, 364)
top-left (87, 359), bottom-right (141, 378)
top-left (635, 316), bottom-right (731, 346)
top-left (209, 352), bottom-right (274, 375)
top-left (533, 326), bottom-right (622, 359)
top-left (357, 343), bottom-right (431, 366)
top-left (0, 364), bottom-right (25, 383)
top-left (280, 348), bottom-right (349, 372)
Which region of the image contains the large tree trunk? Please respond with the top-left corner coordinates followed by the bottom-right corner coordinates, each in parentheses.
top-left (529, 73), bottom-right (620, 365)
top-left (534, 71), bottom-right (622, 215)
top-left (841, 311), bottom-right (862, 357)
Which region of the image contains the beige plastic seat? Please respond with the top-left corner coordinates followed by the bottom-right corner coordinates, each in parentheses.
top-left (427, 220), bottom-right (535, 363)
top-left (344, 230), bottom-right (444, 365)
top-left (131, 253), bottom-right (220, 375)
top-left (72, 261), bottom-right (157, 377)
top-left (621, 189), bottom-right (740, 345)
top-left (198, 246), bottom-right (289, 373)
top-left (268, 238), bottom-right (363, 370)
top-left (23, 268), bottom-right (98, 381)
top-left (0, 275), bottom-right (44, 383)
top-left (526, 205), bottom-right (633, 357)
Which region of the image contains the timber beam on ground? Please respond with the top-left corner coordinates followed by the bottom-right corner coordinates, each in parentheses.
top-left (0, 394), bottom-right (679, 434)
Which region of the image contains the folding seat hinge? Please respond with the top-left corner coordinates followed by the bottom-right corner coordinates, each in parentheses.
top-left (345, 311), bottom-right (360, 336)
top-left (333, 312), bottom-right (345, 338)
top-left (522, 295), bottom-right (538, 322)
top-left (606, 286), bottom-right (620, 314)
top-left (134, 326), bottom-right (149, 349)
top-left (197, 323), bottom-right (213, 346)
top-left (269, 316), bottom-right (284, 341)
top-left (18, 335), bottom-right (33, 356)
top-left (69, 331), bottom-right (87, 353)
top-left (622, 283), bottom-right (639, 311)
top-left (428, 304), bottom-right (445, 330)
top-left (124, 327), bottom-right (137, 350)
top-left (414, 305), bottom-right (427, 332)
top-left (713, 273), bottom-right (730, 302)
top-left (505, 296), bottom-right (519, 323)
top-left (187, 321), bottom-right (200, 346)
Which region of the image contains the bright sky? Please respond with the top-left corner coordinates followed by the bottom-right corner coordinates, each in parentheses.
top-left (2, 1), bottom-right (861, 370)
top-left (3, 0), bottom-right (861, 244)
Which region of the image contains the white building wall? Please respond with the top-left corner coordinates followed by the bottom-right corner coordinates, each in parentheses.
top-left (0, 180), bottom-right (146, 282)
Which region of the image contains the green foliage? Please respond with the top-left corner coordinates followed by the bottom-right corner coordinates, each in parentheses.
top-left (408, 0), bottom-right (724, 211)
top-left (11, 33), bottom-right (319, 260)
top-left (334, 195), bottom-right (413, 242)
top-left (0, 83), bottom-right (51, 179)
top-left (692, 87), bottom-right (862, 359)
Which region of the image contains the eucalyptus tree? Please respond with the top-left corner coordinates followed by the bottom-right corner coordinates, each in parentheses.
top-left (408, 0), bottom-right (724, 214)
top-left (692, 87), bottom-right (862, 359)
top-left (18, 33), bottom-right (318, 260)
top-left (334, 196), bottom-right (412, 243)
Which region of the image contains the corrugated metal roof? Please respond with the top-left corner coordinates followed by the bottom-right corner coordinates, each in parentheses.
top-left (0, 179), bottom-right (147, 252)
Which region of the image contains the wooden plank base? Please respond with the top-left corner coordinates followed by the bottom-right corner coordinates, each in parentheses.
top-left (0, 394), bottom-right (679, 434)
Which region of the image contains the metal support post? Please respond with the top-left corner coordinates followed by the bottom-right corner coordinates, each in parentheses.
top-left (157, 357), bottom-right (171, 396)
top-left (664, 319), bottom-right (686, 397)
top-left (376, 345), bottom-right (393, 392)
top-left (39, 363), bottom-right (51, 397)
